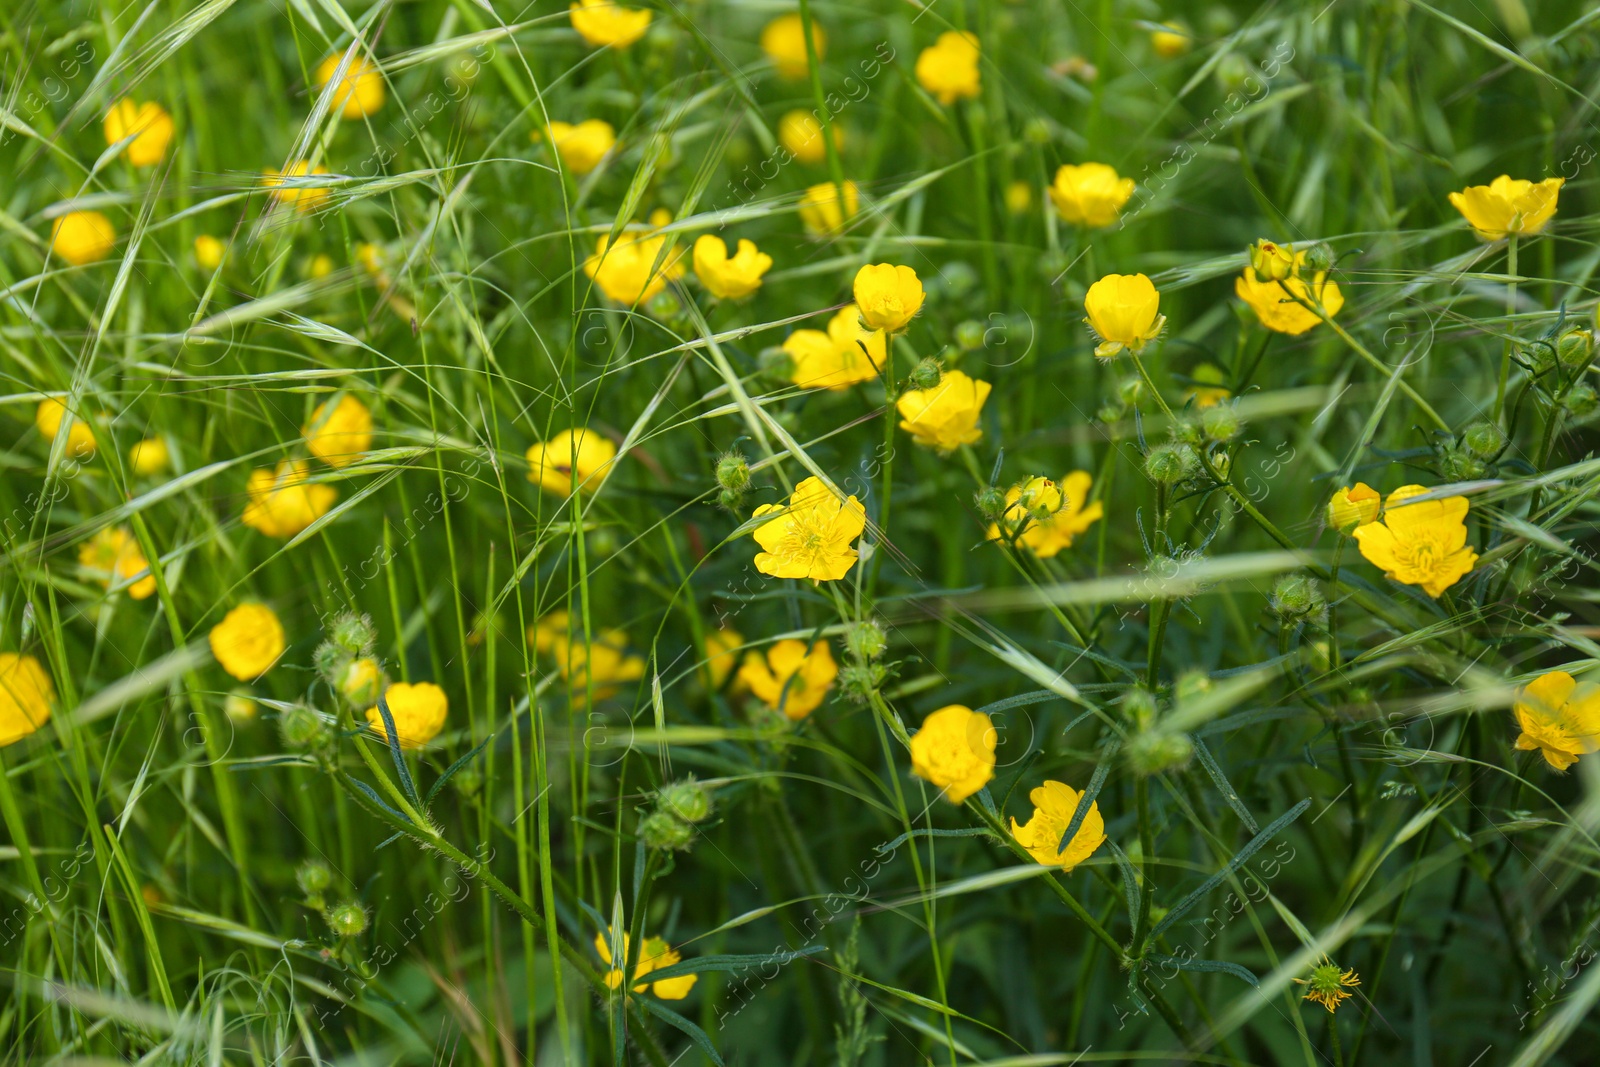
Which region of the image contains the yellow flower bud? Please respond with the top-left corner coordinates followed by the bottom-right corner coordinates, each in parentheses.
top-left (1326, 483), bottom-right (1381, 531)
top-left (1249, 239), bottom-right (1295, 282)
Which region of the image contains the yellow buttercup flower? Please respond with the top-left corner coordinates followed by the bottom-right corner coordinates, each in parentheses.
top-left (570, 0), bottom-right (651, 48)
top-left (703, 627), bottom-right (744, 690)
top-left (915, 31), bottom-right (981, 105)
top-left (852, 263), bottom-right (925, 333)
top-left (988, 471), bottom-right (1103, 558)
top-left (557, 628), bottom-right (645, 701)
top-left (1512, 671), bottom-right (1600, 772)
top-left (778, 110), bottom-right (841, 165)
top-left (338, 656), bottom-right (384, 708)
top-left (50, 211), bottom-right (116, 266)
top-left (909, 705), bottom-right (996, 803)
top-left (1234, 249), bottom-right (1344, 335)
top-left (896, 369), bottom-right (991, 452)
top-left (304, 395), bottom-right (372, 469)
top-left (595, 932), bottom-right (697, 999)
top-left (1448, 175), bottom-right (1563, 240)
top-left (782, 304), bottom-right (889, 391)
top-left (0, 653), bottom-right (55, 747)
top-left (543, 119), bottom-right (616, 174)
top-left (78, 526), bottom-right (156, 600)
top-left (209, 603), bottom-right (286, 681)
top-left (103, 98), bottom-right (174, 166)
top-left (265, 162), bottom-right (331, 213)
top-left (1352, 485), bottom-right (1477, 598)
top-left (737, 639), bottom-right (837, 720)
top-left (526, 428), bottom-right (617, 496)
top-left (1248, 239), bottom-right (1295, 282)
top-left (798, 181), bottom-right (858, 235)
top-left (761, 13), bottom-right (825, 80)
top-left (366, 682), bottom-right (448, 748)
top-left (1010, 779), bottom-right (1107, 871)
top-left (1150, 21), bottom-right (1190, 58)
top-left (315, 53), bottom-right (385, 119)
top-left (308, 253), bottom-right (335, 279)
top-left (1184, 362), bottom-right (1230, 408)
top-left (129, 437), bottom-right (170, 475)
top-left (750, 476), bottom-right (866, 581)
top-left (1296, 959), bottom-right (1361, 1013)
top-left (529, 611), bottom-right (573, 654)
top-left (1326, 483), bottom-right (1381, 531)
top-left (1049, 163), bottom-right (1135, 229)
top-left (194, 234), bottom-right (225, 270)
top-left (1084, 273), bottom-right (1164, 359)
top-left (825, 304), bottom-right (888, 377)
top-left (584, 231), bottom-right (684, 305)
top-left (241, 460), bottom-right (337, 539)
top-left (693, 235), bottom-right (773, 299)
top-left (35, 398), bottom-right (97, 458)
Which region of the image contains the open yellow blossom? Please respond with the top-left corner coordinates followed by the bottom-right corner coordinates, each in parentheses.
top-left (1085, 273), bottom-right (1165, 359)
top-left (103, 98), bottom-right (174, 166)
top-left (1049, 163), bottom-right (1135, 229)
top-left (595, 932), bottom-right (697, 999)
top-left (194, 235), bottom-right (225, 270)
top-left (1234, 249), bottom-right (1344, 335)
top-left (761, 13), bottom-right (825, 80)
top-left (0, 653), bottom-right (55, 747)
top-left (35, 398), bottom-right (97, 458)
top-left (315, 53), bottom-right (385, 119)
top-left (693, 235), bottom-right (773, 299)
top-left (798, 181), bottom-right (858, 235)
top-left (1512, 671), bottom-right (1600, 772)
top-left (1011, 780), bottom-right (1107, 871)
top-left (50, 211), bottom-right (116, 266)
top-left (737, 639), bottom-right (837, 719)
top-left (1184, 363), bottom-right (1230, 408)
top-left (781, 304), bottom-right (889, 391)
top-left (826, 304), bottom-right (888, 376)
top-left (704, 627), bottom-right (745, 690)
top-left (1296, 959), bottom-right (1360, 1013)
top-left (265, 162), bottom-right (331, 213)
top-left (526, 428), bottom-right (616, 496)
top-left (1150, 21), bottom-right (1191, 58)
top-left (896, 369), bottom-right (991, 452)
top-left (528, 611), bottom-right (573, 654)
top-left (78, 527), bottom-right (156, 600)
top-left (988, 471), bottom-right (1103, 558)
top-left (303, 395), bottom-right (372, 468)
top-left (1448, 175), bottom-right (1563, 240)
top-left (853, 263), bottom-right (924, 333)
top-left (129, 437), bottom-right (170, 475)
top-left (209, 603), bottom-right (286, 681)
top-left (909, 705), bottom-right (996, 803)
top-left (558, 629), bottom-right (645, 701)
top-left (1327, 483), bottom-right (1381, 531)
top-left (778, 110), bottom-right (841, 165)
top-left (241, 460), bottom-right (337, 539)
top-left (570, 0), bottom-right (651, 48)
top-left (915, 32), bottom-right (981, 105)
top-left (1352, 485), bottom-right (1477, 598)
top-left (543, 119), bottom-right (616, 174)
top-left (367, 682), bottom-right (448, 748)
top-left (584, 231), bottom-right (684, 305)
top-left (751, 476), bottom-right (866, 581)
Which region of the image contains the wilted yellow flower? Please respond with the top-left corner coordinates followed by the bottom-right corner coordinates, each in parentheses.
top-left (0, 653), bottom-right (55, 747)
top-left (209, 603), bottom-right (286, 681)
top-left (1296, 960), bottom-right (1361, 1013)
top-left (1184, 363), bottom-right (1230, 408)
top-left (265, 162), bottom-right (331, 213)
top-left (35, 398), bottom-right (97, 458)
top-left (1004, 180), bottom-right (1033, 215)
top-left (526, 428), bottom-right (617, 496)
top-left (595, 933), bottom-right (697, 999)
top-left (1010, 779), bottom-right (1107, 871)
top-left (194, 235), bottom-right (225, 270)
top-left (750, 476), bottom-right (866, 581)
top-left (988, 470), bottom-right (1103, 558)
top-left (315, 53), bottom-right (385, 119)
top-left (367, 682), bottom-right (449, 749)
top-left (570, 0), bottom-right (651, 48)
top-left (738, 639), bottom-right (837, 719)
top-left (909, 705), bottom-right (995, 803)
top-left (584, 231), bottom-right (684, 305)
top-left (241, 460), bottom-right (337, 539)
top-left (558, 629), bottom-right (645, 701)
top-left (1352, 485), bottom-right (1477, 598)
top-left (103, 98), bottom-right (174, 166)
top-left (304, 394), bottom-right (372, 468)
top-left (1150, 21), bottom-right (1190, 58)
top-left (853, 263), bottom-right (925, 333)
top-left (129, 437), bottom-right (170, 475)
top-left (761, 13), bottom-right (825, 80)
top-left (778, 110), bottom-right (841, 165)
top-left (543, 119), bottom-right (616, 174)
top-left (1248, 239), bottom-right (1295, 282)
top-left (704, 627), bottom-right (744, 690)
top-left (1234, 249), bottom-right (1344, 335)
top-left (1512, 671), bottom-right (1600, 772)
top-left (1448, 175), bottom-right (1563, 240)
top-left (1084, 273), bottom-right (1164, 359)
top-left (1049, 163), bottom-right (1135, 228)
top-left (693, 235), bottom-right (773, 299)
top-left (1326, 483), bottom-right (1380, 531)
top-left (798, 181), bottom-right (858, 235)
top-left (78, 526), bottom-right (156, 600)
top-left (896, 369), bottom-right (991, 452)
top-left (915, 31), bottom-right (981, 105)
top-left (50, 211), bottom-right (116, 266)
top-left (338, 656), bottom-right (384, 708)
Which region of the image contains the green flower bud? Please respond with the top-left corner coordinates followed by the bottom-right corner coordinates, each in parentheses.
top-left (1558, 328), bottom-right (1594, 370)
top-left (847, 619), bottom-right (889, 661)
top-left (296, 859), bottom-right (332, 896)
top-left (1022, 116), bottom-right (1053, 145)
top-left (954, 320), bottom-right (986, 352)
top-left (1118, 376), bottom-right (1146, 407)
top-left (1122, 686), bottom-right (1159, 730)
top-left (330, 612), bottom-right (377, 656)
top-left (1460, 421), bottom-right (1506, 460)
top-left (907, 357), bottom-right (944, 392)
top-left (1437, 446), bottom-right (1487, 481)
top-left (975, 485), bottom-right (1008, 522)
top-left (838, 660), bottom-right (890, 704)
top-left (312, 640), bottom-right (347, 684)
top-left (326, 901), bottom-right (369, 938)
top-left (1301, 242), bottom-right (1336, 273)
top-left (638, 810), bottom-right (695, 852)
top-left (717, 487), bottom-right (744, 511)
top-left (1215, 53), bottom-right (1252, 93)
top-left (1270, 574), bottom-right (1327, 624)
top-left (1201, 404), bottom-right (1242, 442)
top-left (1096, 400), bottom-right (1127, 424)
top-left (1524, 339), bottom-right (1558, 374)
top-left (1174, 669), bottom-right (1212, 704)
top-left (1566, 382), bottom-right (1598, 418)
top-left (279, 705), bottom-right (328, 750)
top-left (939, 261), bottom-right (979, 300)
top-left (658, 776), bottom-right (714, 824)
top-left (716, 451), bottom-right (751, 492)
top-left (223, 689), bottom-right (257, 724)
top-left (646, 290), bottom-right (682, 321)
top-left (1125, 730), bottom-right (1194, 776)
top-left (1144, 442), bottom-right (1198, 485)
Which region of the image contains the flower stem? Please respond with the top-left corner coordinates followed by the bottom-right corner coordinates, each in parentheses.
top-left (1495, 235), bottom-right (1518, 425)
